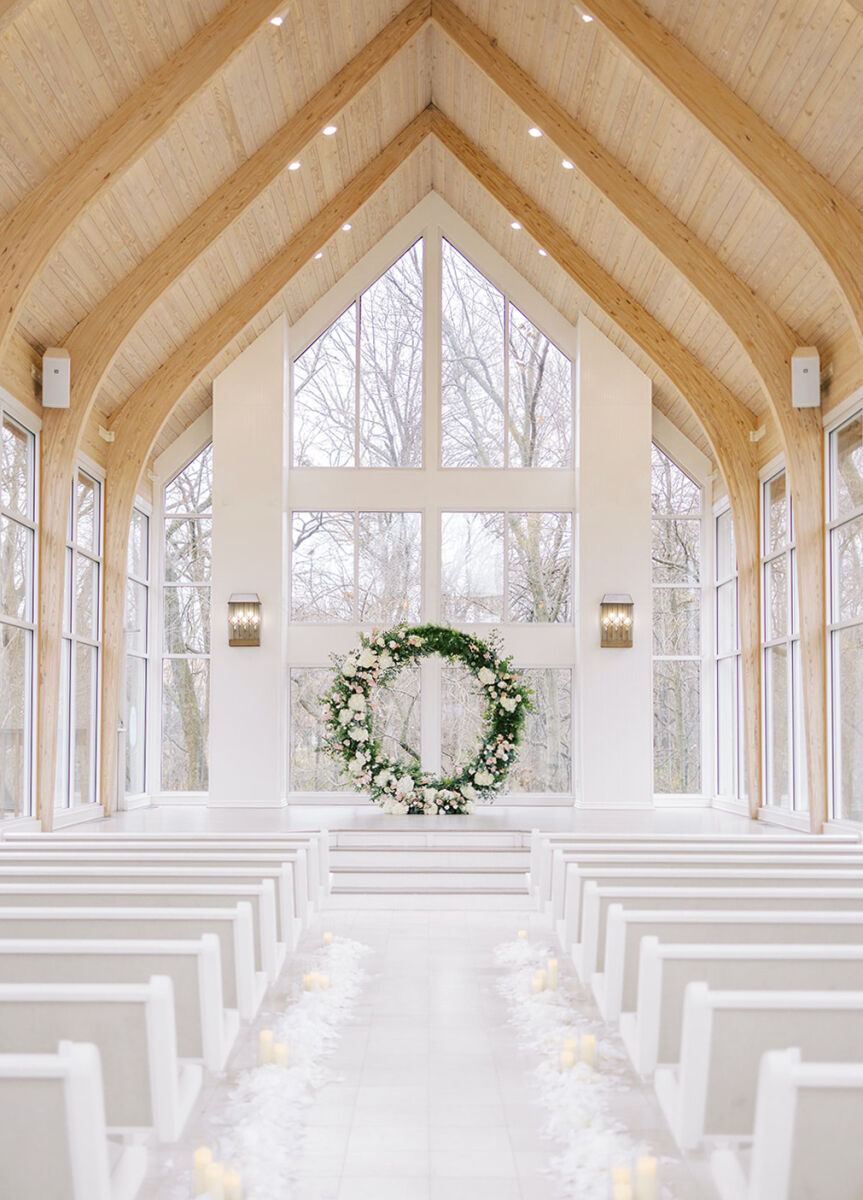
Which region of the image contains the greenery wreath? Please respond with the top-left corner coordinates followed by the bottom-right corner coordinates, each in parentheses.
top-left (321, 623), bottom-right (533, 815)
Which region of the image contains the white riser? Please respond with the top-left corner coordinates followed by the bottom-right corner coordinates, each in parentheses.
top-left (330, 849), bottom-right (530, 869)
top-left (326, 891), bottom-right (533, 910)
top-left (330, 831), bottom-right (528, 849)
top-left (331, 869), bottom-right (528, 890)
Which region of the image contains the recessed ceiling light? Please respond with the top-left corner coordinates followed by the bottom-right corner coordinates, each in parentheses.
top-left (314, 251), bottom-right (323, 260)
top-left (510, 220), bottom-right (522, 230)
top-left (323, 125), bottom-right (338, 136)
top-left (581, 11), bottom-right (594, 22)
top-left (538, 248), bottom-right (548, 257)
top-left (561, 159), bottom-right (575, 170)
top-left (341, 222), bottom-right (352, 231)
top-left (528, 126), bottom-right (543, 138)
top-left (269, 14), bottom-right (284, 26)
top-left (288, 160), bottom-right (301, 171)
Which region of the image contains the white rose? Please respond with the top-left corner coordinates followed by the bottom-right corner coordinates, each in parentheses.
top-left (358, 647), bottom-right (377, 669)
top-left (338, 709), bottom-right (353, 725)
top-left (348, 693), bottom-right (366, 712)
top-left (348, 726), bottom-right (368, 742)
top-left (395, 775), bottom-right (415, 796)
top-left (477, 667), bottom-right (496, 686)
top-left (474, 770), bottom-right (494, 787)
top-left (500, 696), bottom-right (517, 713)
top-left (342, 659), bottom-right (357, 678)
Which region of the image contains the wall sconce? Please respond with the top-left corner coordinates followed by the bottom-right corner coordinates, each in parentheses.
top-left (600, 594), bottom-right (633, 648)
top-left (228, 593), bottom-right (261, 647)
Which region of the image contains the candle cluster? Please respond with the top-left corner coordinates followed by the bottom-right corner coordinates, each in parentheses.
top-left (303, 971), bottom-right (330, 991)
top-left (193, 1147), bottom-right (243, 1199)
top-left (558, 1032), bottom-right (597, 1070)
top-left (609, 1156), bottom-right (658, 1200)
top-left (531, 956), bottom-right (560, 993)
top-left (258, 1028), bottom-right (290, 1066)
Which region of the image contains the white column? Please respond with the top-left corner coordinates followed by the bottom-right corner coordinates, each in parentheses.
top-left (209, 316), bottom-right (288, 807)
top-left (576, 316), bottom-right (653, 807)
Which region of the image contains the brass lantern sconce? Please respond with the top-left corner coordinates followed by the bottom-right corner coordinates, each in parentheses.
top-left (228, 593), bottom-right (261, 647)
top-left (600, 594), bottom-right (633, 648)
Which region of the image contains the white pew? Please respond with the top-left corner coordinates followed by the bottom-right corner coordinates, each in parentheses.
top-left (3, 831), bottom-right (328, 909)
top-left (655, 984), bottom-right (863, 1150)
top-left (712, 1048), bottom-right (863, 1200)
top-left (551, 849), bottom-right (863, 926)
top-left (0, 977), bottom-right (201, 1143)
top-left (600, 908), bottom-right (863, 1036)
top-left (0, 905), bottom-right (261, 1019)
top-left (0, 848), bottom-right (310, 924)
top-left (530, 830), bottom-right (860, 906)
top-left (622, 940), bottom-right (863, 1075)
top-left (0, 1041), bottom-right (146, 1200)
top-left (561, 865), bottom-right (863, 955)
top-left (0, 936), bottom-right (235, 1072)
top-left (578, 884), bottom-right (863, 994)
top-left (0, 880), bottom-right (281, 980)
top-left (0, 862), bottom-right (298, 947)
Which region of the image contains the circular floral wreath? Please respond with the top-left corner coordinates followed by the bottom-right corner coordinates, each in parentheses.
top-left (321, 624), bottom-right (532, 815)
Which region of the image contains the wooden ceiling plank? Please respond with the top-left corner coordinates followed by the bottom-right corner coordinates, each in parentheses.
top-left (0, 0), bottom-right (288, 363)
top-left (0, 0), bottom-right (31, 36)
top-left (584, 0), bottom-right (863, 354)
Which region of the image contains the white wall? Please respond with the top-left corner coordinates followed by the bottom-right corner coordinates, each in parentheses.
top-left (209, 316), bottom-right (288, 807)
top-left (576, 316), bottom-right (654, 807)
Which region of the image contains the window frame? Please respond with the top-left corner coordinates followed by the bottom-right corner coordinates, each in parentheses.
top-left (124, 502), bottom-right (151, 800)
top-left (713, 499), bottom-right (746, 804)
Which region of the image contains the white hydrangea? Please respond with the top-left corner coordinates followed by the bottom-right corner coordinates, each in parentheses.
top-left (395, 775), bottom-right (415, 796)
top-left (461, 785), bottom-right (477, 801)
top-left (357, 647), bottom-right (377, 669)
top-left (500, 696), bottom-right (518, 712)
top-left (338, 709), bottom-right (353, 725)
top-left (474, 770), bottom-right (494, 787)
top-left (342, 659), bottom-right (357, 678)
top-left (377, 651), bottom-right (394, 672)
top-left (391, 800), bottom-right (409, 816)
top-left (477, 667), bottom-right (496, 686)
top-left (348, 726), bottom-right (369, 742)
top-left (347, 693), bottom-right (366, 712)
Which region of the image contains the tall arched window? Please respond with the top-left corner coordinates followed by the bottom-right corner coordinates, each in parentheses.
top-left (161, 444), bottom-right (212, 792)
top-left (288, 234), bottom-right (575, 799)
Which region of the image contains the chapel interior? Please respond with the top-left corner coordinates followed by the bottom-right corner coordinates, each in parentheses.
top-left (2, 0), bottom-right (863, 1197)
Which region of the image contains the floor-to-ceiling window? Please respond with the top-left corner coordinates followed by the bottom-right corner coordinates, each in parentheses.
top-left (651, 444), bottom-right (703, 795)
top-left (828, 409), bottom-right (863, 821)
top-left (761, 466), bottom-right (807, 813)
top-left (288, 233), bottom-right (575, 800)
top-left (0, 407), bottom-right (37, 818)
top-left (715, 504), bottom-right (745, 801)
top-left (124, 505), bottom-right (150, 797)
top-left (56, 467), bottom-right (103, 809)
top-left (161, 444), bottom-right (212, 792)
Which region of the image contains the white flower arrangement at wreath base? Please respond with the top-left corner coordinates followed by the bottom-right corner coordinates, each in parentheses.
top-left (321, 623), bottom-right (532, 815)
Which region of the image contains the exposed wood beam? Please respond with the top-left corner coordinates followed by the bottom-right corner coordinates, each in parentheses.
top-left (848, 0), bottom-right (863, 15)
top-left (0, 0), bottom-right (286, 370)
top-left (95, 109), bottom-right (433, 817)
top-left (584, 0), bottom-right (863, 357)
top-left (0, 0), bottom-right (31, 35)
top-left (430, 109), bottom-right (763, 811)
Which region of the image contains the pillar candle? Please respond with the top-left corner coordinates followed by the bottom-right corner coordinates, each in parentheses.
top-left (274, 1042), bottom-right (291, 1067)
top-left (581, 1033), bottom-right (596, 1068)
top-left (323, 931), bottom-right (333, 946)
top-left (193, 1146), bottom-right (212, 1194)
top-left (531, 969), bottom-right (547, 994)
top-left (559, 1047), bottom-right (575, 1070)
top-left (564, 1037), bottom-right (578, 1055)
top-left (517, 930), bottom-right (528, 939)
top-left (635, 1155), bottom-right (658, 1200)
top-left (204, 1162), bottom-right (225, 1200)
top-left (547, 958), bottom-right (559, 989)
top-left (302, 973), bottom-right (315, 991)
top-left (223, 1168), bottom-right (243, 1200)
top-left (318, 973), bottom-right (330, 990)
top-left (258, 1029), bottom-right (274, 1065)
top-left (612, 1186), bottom-right (633, 1200)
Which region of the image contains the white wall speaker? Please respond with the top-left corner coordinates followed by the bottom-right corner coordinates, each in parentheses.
top-left (41, 347), bottom-right (70, 408)
top-left (791, 346), bottom-right (820, 409)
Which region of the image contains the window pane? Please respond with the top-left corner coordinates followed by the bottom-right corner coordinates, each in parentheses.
top-left (717, 656), bottom-right (738, 797)
top-left (293, 305), bottom-right (356, 468)
top-left (75, 471), bottom-right (99, 554)
top-left (125, 580), bottom-right (148, 655)
top-left (764, 554), bottom-right (789, 640)
top-left (716, 580), bottom-right (737, 656)
top-left (506, 668), bottom-right (571, 793)
top-left (290, 668), bottom-right (347, 792)
top-left (73, 642), bottom-right (97, 806)
top-left (128, 509), bottom-right (148, 580)
top-left (165, 518), bottom-right (212, 583)
top-left (441, 663), bottom-right (485, 776)
top-left (1, 417), bottom-right (32, 519)
top-left (651, 445), bottom-right (700, 515)
top-left (163, 586), bottom-right (210, 654)
top-left (291, 511), bottom-right (354, 622)
top-left (441, 240), bottom-right (505, 468)
top-left (792, 640), bottom-right (808, 812)
top-left (653, 658), bottom-right (701, 793)
top-left (0, 516), bottom-right (31, 621)
top-left (357, 512), bottom-right (421, 624)
top-left (74, 553), bottom-right (99, 640)
top-left (0, 623), bottom-right (30, 817)
top-left (654, 587), bottom-right (700, 656)
top-left (54, 640), bottom-right (70, 808)
top-left (833, 515), bottom-right (863, 624)
top-left (125, 655), bottom-right (146, 795)
top-left (833, 414), bottom-right (863, 521)
top-left (834, 624), bottom-right (863, 822)
top-left (165, 445), bottom-right (213, 515)
top-left (507, 512), bottom-right (572, 622)
top-left (359, 243), bottom-right (423, 468)
top-left (652, 518), bottom-right (700, 583)
top-left (508, 307), bottom-right (571, 468)
top-left (716, 509), bottom-right (736, 580)
top-left (162, 657), bottom-right (209, 791)
top-left (441, 512), bottom-right (504, 622)
top-left (765, 643), bottom-right (790, 806)
top-left (372, 664), bottom-right (420, 770)
top-left (765, 471), bottom-right (788, 554)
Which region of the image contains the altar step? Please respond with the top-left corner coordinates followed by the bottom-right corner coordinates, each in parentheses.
top-left (326, 829), bottom-right (532, 909)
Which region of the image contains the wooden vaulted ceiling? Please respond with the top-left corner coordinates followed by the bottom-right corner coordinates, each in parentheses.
top-left (2, 0), bottom-right (863, 468)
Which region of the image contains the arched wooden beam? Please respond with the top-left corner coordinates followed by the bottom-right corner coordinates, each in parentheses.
top-left (430, 109), bottom-right (762, 813)
top-left (583, 0), bottom-right (863, 357)
top-left (0, 0), bottom-right (32, 35)
top-left (848, 0), bottom-right (863, 15)
top-left (94, 108), bottom-right (433, 819)
top-left (0, 0), bottom-right (286, 364)
top-left (433, 0), bottom-right (827, 826)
